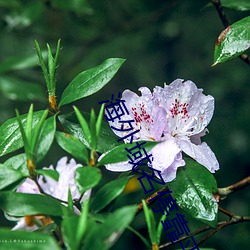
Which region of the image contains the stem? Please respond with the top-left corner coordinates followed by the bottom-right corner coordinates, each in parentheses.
top-left (159, 216), bottom-right (250, 249)
top-left (218, 176), bottom-right (250, 199)
top-left (136, 186), bottom-right (170, 215)
top-left (196, 216), bottom-right (250, 246)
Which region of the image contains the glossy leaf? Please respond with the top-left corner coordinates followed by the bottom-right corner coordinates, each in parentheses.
top-left (75, 167), bottom-right (102, 194)
top-left (221, 0), bottom-right (250, 11)
top-left (0, 76), bottom-right (46, 102)
top-left (83, 205), bottom-right (137, 250)
top-left (91, 176), bottom-right (132, 213)
top-left (0, 228), bottom-right (60, 250)
top-left (56, 131), bottom-right (89, 165)
top-left (0, 164), bottom-right (27, 190)
top-left (36, 116), bottom-right (56, 162)
top-left (0, 111), bottom-right (44, 157)
top-left (59, 113), bottom-right (120, 153)
top-left (97, 141), bottom-right (158, 166)
top-left (59, 58), bottom-right (125, 106)
top-left (0, 192), bottom-right (65, 216)
top-left (213, 16), bottom-right (250, 65)
top-left (168, 159), bottom-right (218, 227)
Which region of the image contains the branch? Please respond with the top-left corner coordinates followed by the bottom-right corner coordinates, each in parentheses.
top-left (218, 176), bottom-right (250, 199)
top-left (196, 215), bottom-right (250, 246)
top-left (159, 215), bottom-right (250, 249)
top-left (136, 186), bottom-right (170, 215)
top-left (211, 0), bottom-right (250, 66)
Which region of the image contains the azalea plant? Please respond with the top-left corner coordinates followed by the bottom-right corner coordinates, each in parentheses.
top-left (0, 1), bottom-right (250, 250)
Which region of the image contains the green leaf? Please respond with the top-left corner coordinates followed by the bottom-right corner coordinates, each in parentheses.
top-left (83, 205), bottom-right (136, 250)
top-left (73, 106), bottom-right (91, 146)
top-left (59, 113), bottom-right (120, 153)
top-left (142, 200), bottom-right (157, 245)
top-left (75, 167), bottom-right (102, 194)
top-left (59, 58), bottom-right (125, 106)
top-left (62, 201), bottom-right (89, 250)
top-left (89, 109), bottom-right (97, 150)
top-left (96, 104), bottom-right (105, 140)
top-left (36, 169), bottom-right (59, 181)
top-left (0, 192), bottom-right (65, 216)
top-left (97, 141), bottom-right (158, 166)
top-left (62, 215), bottom-right (80, 250)
top-left (36, 116), bottom-right (56, 162)
top-left (213, 16), bottom-right (250, 65)
top-left (221, 0), bottom-right (250, 11)
top-left (156, 213), bottom-right (166, 245)
top-left (91, 176), bottom-right (132, 213)
top-left (4, 153), bottom-right (28, 175)
top-left (56, 131), bottom-right (89, 165)
top-left (0, 76), bottom-right (46, 102)
top-left (168, 159), bottom-right (218, 227)
top-left (0, 164), bottom-right (27, 190)
top-left (0, 228), bottom-right (60, 250)
top-left (0, 111), bottom-right (44, 157)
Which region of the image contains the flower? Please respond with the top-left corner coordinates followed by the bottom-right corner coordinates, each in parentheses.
top-left (104, 79), bottom-right (219, 182)
top-left (11, 157), bottom-right (90, 231)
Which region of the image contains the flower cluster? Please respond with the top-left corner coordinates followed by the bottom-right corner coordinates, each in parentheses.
top-left (11, 157), bottom-right (90, 231)
top-left (104, 79), bottom-right (219, 182)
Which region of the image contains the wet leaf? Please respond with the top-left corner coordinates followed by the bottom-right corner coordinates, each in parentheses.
top-left (213, 16), bottom-right (250, 65)
top-left (168, 158), bottom-right (218, 227)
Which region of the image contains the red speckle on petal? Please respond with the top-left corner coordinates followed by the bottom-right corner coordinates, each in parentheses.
top-left (131, 103), bottom-right (153, 124)
top-left (170, 99), bottom-right (190, 121)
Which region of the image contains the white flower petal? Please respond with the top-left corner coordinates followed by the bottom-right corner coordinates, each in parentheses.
top-left (178, 139), bottom-right (219, 173)
top-left (150, 138), bottom-right (185, 182)
top-left (154, 79), bottom-right (214, 136)
top-left (16, 178), bottom-right (40, 194)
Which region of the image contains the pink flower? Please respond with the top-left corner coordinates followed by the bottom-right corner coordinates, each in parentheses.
top-left (104, 79), bottom-right (219, 182)
top-left (12, 157), bottom-right (90, 231)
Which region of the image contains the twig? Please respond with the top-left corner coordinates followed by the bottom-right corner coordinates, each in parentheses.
top-left (33, 177), bottom-right (68, 204)
top-left (136, 186), bottom-right (170, 215)
top-left (211, 0), bottom-right (250, 66)
top-left (159, 215), bottom-right (250, 249)
top-left (196, 215), bottom-right (250, 246)
top-left (218, 176), bottom-right (250, 199)
top-left (218, 206), bottom-right (235, 217)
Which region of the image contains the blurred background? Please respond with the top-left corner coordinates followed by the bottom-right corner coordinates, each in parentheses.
top-left (0, 0), bottom-right (249, 249)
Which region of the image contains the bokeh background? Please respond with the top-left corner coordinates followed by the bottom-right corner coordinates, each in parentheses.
top-left (0, 0), bottom-right (249, 249)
